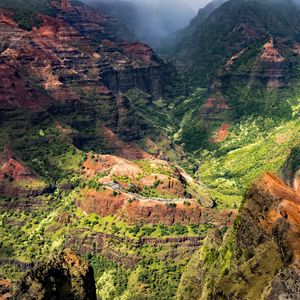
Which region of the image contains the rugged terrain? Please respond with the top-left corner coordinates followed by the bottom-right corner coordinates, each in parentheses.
top-left (2, 0), bottom-right (300, 299)
top-left (0, 0), bottom-right (234, 298)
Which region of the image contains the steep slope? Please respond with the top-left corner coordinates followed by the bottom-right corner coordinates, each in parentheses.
top-left (177, 172), bottom-right (300, 299)
top-left (168, 0), bottom-right (300, 168)
top-left (12, 249), bottom-right (97, 299)
top-left (0, 0), bottom-right (179, 173)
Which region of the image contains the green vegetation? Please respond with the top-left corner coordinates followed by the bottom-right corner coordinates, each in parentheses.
top-left (0, 185), bottom-right (205, 298)
top-left (196, 116), bottom-right (300, 207)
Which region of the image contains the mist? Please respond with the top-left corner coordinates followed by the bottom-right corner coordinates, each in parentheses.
top-left (80, 0), bottom-right (213, 47)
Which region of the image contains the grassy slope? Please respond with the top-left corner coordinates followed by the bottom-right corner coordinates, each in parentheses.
top-left (176, 229), bottom-right (283, 300)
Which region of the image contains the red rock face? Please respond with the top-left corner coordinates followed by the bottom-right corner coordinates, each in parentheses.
top-left (0, 150), bottom-right (45, 197)
top-left (238, 172), bottom-right (300, 267)
top-left (123, 200), bottom-right (203, 226)
top-left (0, 150), bottom-right (36, 182)
top-left (78, 187), bottom-right (237, 226)
top-left (120, 42), bottom-right (161, 66)
top-left (79, 188), bottom-right (129, 217)
top-left (211, 123), bottom-right (230, 143)
top-left (1, 158), bottom-right (35, 181)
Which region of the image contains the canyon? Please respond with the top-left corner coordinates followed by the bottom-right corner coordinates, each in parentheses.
top-left (1, 0), bottom-right (300, 299)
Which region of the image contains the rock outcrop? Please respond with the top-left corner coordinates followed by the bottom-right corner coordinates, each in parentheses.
top-left (237, 173), bottom-right (300, 259)
top-left (12, 249), bottom-right (97, 300)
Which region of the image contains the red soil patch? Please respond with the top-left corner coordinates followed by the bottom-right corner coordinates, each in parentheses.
top-left (83, 154), bottom-right (142, 178)
top-left (0, 149), bottom-right (44, 196)
top-left (212, 124), bottom-right (230, 143)
top-left (261, 38), bottom-right (284, 63)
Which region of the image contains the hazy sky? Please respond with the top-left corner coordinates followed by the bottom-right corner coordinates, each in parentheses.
top-left (81, 0), bottom-right (216, 47)
top-left (126, 0), bottom-right (212, 11)
top-left (187, 0), bottom-right (213, 10)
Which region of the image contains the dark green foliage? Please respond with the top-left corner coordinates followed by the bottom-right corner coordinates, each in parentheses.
top-left (180, 118), bottom-right (211, 151)
top-left (138, 257), bottom-right (185, 300)
top-left (283, 146), bottom-right (300, 176)
top-left (87, 255), bottom-right (129, 298)
top-left (0, 0), bottom-right (57, 30)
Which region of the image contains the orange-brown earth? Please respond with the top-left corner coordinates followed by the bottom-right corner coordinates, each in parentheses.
top-left (78, 186), bottom-right (236, 226)
top-left (0, 149), bottom-right (45, 197)
top-left (0, 279), bottom-right (11, 300)
top-left (239, 172), bottom-right (300, 268)
top-left (211, 123), bottom-right (230, 143)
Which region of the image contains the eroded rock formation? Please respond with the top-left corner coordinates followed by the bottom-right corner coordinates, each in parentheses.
top-left (12, 249), bottom-right (96, 300)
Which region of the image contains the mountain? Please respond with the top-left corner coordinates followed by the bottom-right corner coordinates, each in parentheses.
top-left (175, 0), bottom-right (300, 97)
top-left (170, 0), bottom-right (300, 152)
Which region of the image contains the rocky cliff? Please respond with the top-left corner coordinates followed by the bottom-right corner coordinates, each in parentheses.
top-left (177, 172), bottom-right (300, 300)
top-left (12, 249), bottom-right (97, 300)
